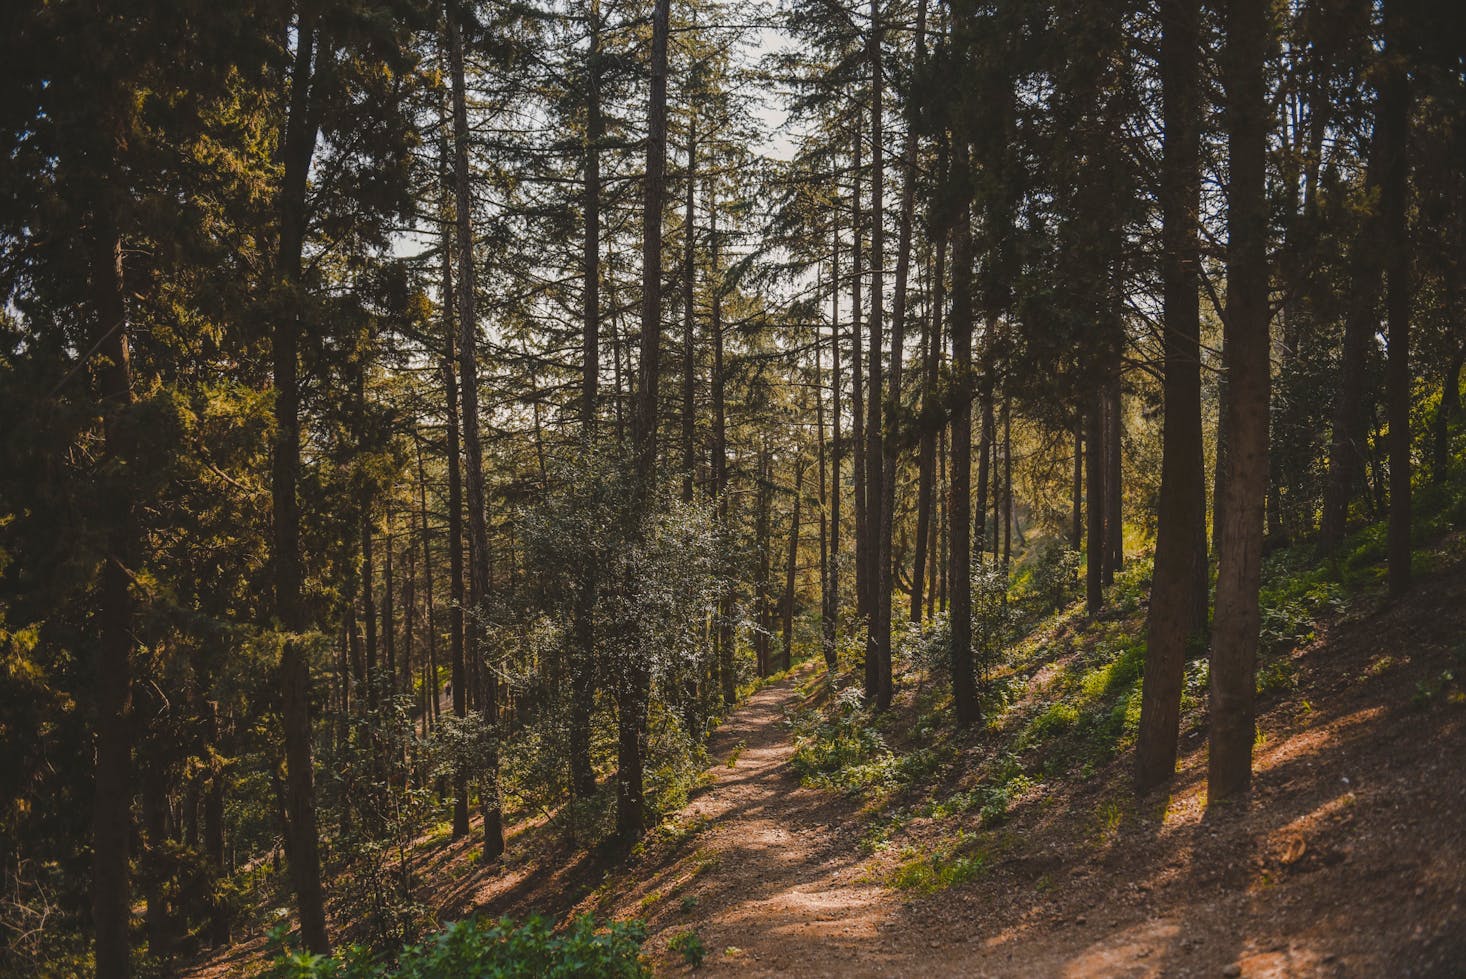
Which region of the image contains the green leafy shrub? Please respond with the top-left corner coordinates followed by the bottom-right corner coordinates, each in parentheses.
top-left (668, 929), bottom-right (707, 968)
top-left (1021, 540), bottom-right (1081, 613)
top-left (267, 915), bottom-right (649, 979)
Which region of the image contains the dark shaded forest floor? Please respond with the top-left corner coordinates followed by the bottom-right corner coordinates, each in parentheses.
top-left (187, 536), bottom-right (1466, 978)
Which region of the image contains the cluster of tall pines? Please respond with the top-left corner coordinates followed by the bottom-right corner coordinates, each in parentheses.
top-left (1, 0), bottom-right (1462, 974)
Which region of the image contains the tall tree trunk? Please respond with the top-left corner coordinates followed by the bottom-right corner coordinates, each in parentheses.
top-left (755, 447), bottom-right (773, 677)
top-left (1381, 0), bottom-right (1412, 597)
top-left (827, 211), bottom-right (843, 670)
top-left (1136, 0), bottom-right (1207, 794)
top-left (362, 500), bottom-right (377, 705)
top-left (447, 4), bottom-right (504, 858)
top-left (1071, 413), bottom-right (1083, 551)
top-left (851, 121), bottom-right (868, 625)
top-left (415, 436), bottom-right (438, 726)
top-left (620, 0), bottom-right (669, 843)
top-left (86, 140), bottom-right (138, 975)
top-left (782, 460), bottom-right (804, 671)
top-left (911, 234), bottom-right (943, 623)
top-left (818, 277), bottom-right (836, 669)
top-left (1002, 395), bottom-right (1013, 572)
top-left (383, 509), bottom-right (396, 698)
top-left (570, 0), bottom-right (602, 801)
top-left (710, 188), bottom-right (735, 706)
top-left (975, 388), bottom-right (993, 562)
top-left (867, 0), bottom-right (892, 710)
top-left (948, 109), bottom-right (978, 724)
top-left (272, 14), bottom-right (329, 952)
top-left (682, 118), bottom-right (698, 504)
top-left (1085, 392), bottom-right (1105, 615)
top-left (439, 174), bottom-right (470, 839)
top-left (1209, 0), bottom-right (1270, 804)
top-left (1105, 377), bottom-right (1123, 576)
top-left (937, 423), bottom-right (948, 613)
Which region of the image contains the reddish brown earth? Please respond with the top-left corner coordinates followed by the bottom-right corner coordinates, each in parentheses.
top-left (187, 552), bottom-right (1466, 978)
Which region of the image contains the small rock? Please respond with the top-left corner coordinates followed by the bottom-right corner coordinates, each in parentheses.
top-left (1222, 965), bottom-right (1242, 978)
top-left (1076, 916), bottom-right (1087, 925)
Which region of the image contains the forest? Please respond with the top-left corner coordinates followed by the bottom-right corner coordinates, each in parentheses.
top-left (2, 0), bottom-right (1465, 975)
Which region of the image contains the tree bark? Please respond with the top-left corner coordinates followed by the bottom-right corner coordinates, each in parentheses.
top-left (272, 13), bottom-right (329, 952)
top-left (570, 0), bottom-right (602, 801)
top-left (89, 177), bottom-right (137, 979)
top-left (911, 233), bottom-right (942, 623)
top-left (783, 459), bottom-right (805, 672)
top-left (620, 0), bottom-right (669, 843)
top-left (682, 117), bottom-right (698, 504)
top-left (1104, 377), bottom-right (1123, 576)
top-left (447, 3), bottom-right (504, 857)
top-left (868, 0), bottom-right (893, 710)
top-left (1209, 0), bottom-right (1270, 804)
top-left (827, 210), bottom-right (843, 669)
top-left (710, 188), bottom-right (735, 705)
top-left (852, 121), bottom-right (868, 625)
top-left (1381, 0), bottom-right (1412, 597)
top-left (1137, 0), bottom-right (1207, 794)
top-left (1085, 392), bottom-right (1105, 616)
top-left (948, 98), bottom-right (978, 724)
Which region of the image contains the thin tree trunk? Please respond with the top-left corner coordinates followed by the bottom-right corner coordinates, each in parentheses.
top-left (868, 0), bottom-right (892, 710)
top-left (569, 0), bottom-right (603, 801)
top-left (937, 422), bottom-right (948, 613)
top-left (1071, 413), bottom-right (1083, 551)
top-left (975, 388), bottom-right (993, 563)
top-left (828, 212), bottom-right (843, 669)
top-left (1381, 0), bottom-right (1412, 597)
top-left (1209, 0), bottom-right (1270, 803)
top-left (383, 508), bottom-right (396, 698)
top-left (87, 131), bottom-right (137, 976)
top-left (852, 121), bottom-right (868, 626)
top-left (682, 118), bottom-right (698, 503)
top-left (438, 138), bottom-right (470, 836)
top-left (911, 234), bottom-right (941, 622)
top-left (783, 459), bottom-right (805, 671)
top-left (362, 503), bottom-right (377, 704)
top-left (1002, 395), bottom-right (1013, 572)
top-left (1085, 392), bottom-right (1105, 615)
top-left (948, 109), bottom-right (978, 724)
top-left (711, 187), bottom-right (735, 705)
top-left (755, 446), bottom-right (773, 677)
top-left (447, 4), bottom-right (504, 857)
top-left (272, 13), bottom-right (328, 951)
top-left (1105, 377), bottom-right (1123, 578)
top-left (415, 436), bottom-right (438, 725)
top-left (620, 0), bottom-right (669, 843)
top-left (818, 272), bottom-right (836, 669)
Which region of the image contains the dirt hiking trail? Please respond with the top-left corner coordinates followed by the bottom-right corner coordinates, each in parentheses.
top-left (584, 584), bottom-right (1466, 979)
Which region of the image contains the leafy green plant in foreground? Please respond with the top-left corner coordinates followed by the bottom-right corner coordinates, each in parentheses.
top-left (267, 914), bottom-right (649, 978)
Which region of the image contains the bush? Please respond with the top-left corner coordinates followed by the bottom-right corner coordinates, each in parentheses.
top-left (267, 915), bottom-right (649, 979)
top-left (668, 929), bottom-right (707, 968)
top-left (1022, 540), bottom-right (1080, 613)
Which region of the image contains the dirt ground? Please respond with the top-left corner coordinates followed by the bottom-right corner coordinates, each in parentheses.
top-left (566, 566), bottom-right (1466, 977)
top-left (185, 555), bottom-right (1466, 978)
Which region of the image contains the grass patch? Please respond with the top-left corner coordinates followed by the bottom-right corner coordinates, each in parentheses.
top-left (887, 832), bottom-right (988, 894)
